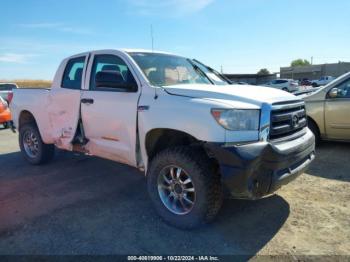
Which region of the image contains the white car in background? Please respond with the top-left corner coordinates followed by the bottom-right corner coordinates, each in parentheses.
top-left (263, 79), bottom-right (299, 92)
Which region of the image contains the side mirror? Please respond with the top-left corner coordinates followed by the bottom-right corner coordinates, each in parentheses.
top-left (328, 87), bottom-right (338, 98)
top-left (95, 71), bottom-right (137, 92)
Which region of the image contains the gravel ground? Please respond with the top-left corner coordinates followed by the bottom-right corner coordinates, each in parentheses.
top-left (0, 128), bottom-right (349, 258)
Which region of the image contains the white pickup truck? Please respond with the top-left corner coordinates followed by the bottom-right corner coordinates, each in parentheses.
top-left (10, 49), bottom-right (315, 228)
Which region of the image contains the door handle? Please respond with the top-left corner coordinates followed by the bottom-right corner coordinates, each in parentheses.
top-left (81, 98), bottom-right (94, 104)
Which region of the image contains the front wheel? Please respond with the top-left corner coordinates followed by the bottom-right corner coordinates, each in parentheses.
top-left (147, 146), bottom-right (223, 229)
top-left (19, 123), bottom-right (55, 165)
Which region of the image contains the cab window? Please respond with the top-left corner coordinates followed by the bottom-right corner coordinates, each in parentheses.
top-left (89, 54), bottom-right (137, 91)
top-left (62, 57), bottom-right (85, 90)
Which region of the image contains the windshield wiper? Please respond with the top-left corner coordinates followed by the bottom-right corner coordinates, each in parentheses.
top-left (192, 59), bottom-right (232, 84)
top-left (187, 59), bottom-right (214, 85)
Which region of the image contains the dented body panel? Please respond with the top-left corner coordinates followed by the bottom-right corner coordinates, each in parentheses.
top-left (11, 88), bottom-right (81, 150)
top-left (47, 88), bottom-right (82, 150)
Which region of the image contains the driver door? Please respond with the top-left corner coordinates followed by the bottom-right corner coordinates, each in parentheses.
top-left (81, 51), bottom-right (141, 166)
top-left (325, 78), bottom-right (350, 140)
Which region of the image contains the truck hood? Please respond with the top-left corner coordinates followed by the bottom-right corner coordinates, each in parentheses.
top-left (164, 84), bottom-right (299, 107)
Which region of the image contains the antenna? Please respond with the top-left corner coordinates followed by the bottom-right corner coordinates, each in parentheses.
top-left (150, 24), bottom-right (154, 52)
top-left (150, 24), bottom-right (158, 99)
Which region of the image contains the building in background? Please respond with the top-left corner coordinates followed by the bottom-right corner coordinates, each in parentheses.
top-left (223, 73), bottom-right (277, 85)
top-left (280, 62), bottom-right (350, 80)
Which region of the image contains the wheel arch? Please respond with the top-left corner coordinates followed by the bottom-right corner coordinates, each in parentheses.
top-left (307, 115), bottom-right (321, 138)
top-left (145, 128), bottom-right (200, 162)
top-left (17, 110), bottom-right (50, 143)
top-left (18, 110), bottom-right (38, 129)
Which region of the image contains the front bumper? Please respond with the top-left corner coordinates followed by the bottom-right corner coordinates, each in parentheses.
top-left (204, 128), bottom-right (315, 199)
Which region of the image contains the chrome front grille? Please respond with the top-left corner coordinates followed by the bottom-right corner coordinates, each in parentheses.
top-left (270, 101), bottom-right (307, 141)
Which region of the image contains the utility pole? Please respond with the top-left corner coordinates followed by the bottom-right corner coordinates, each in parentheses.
top-left (220, 65), bottom-right (223, 74)
top-left (311, 56), bottom-right (313, 65)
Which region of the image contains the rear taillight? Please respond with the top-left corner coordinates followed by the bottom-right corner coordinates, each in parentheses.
top-left (7, 92), bottom-right (13, 104)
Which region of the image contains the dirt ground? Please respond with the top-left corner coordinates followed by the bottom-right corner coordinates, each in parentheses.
top-left (259, 142), bottom-right (350, 256)
top-left (0, 128), bottom-right (349, 258)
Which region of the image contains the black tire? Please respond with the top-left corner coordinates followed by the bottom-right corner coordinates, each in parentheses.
top-left (147, 146), bottom-right (223, 229)
top-left (3, 122), bottom-right (8, 129)
top-left (282, 87), bottom-right (289, 92)
top-left (308, 120), bottom-right (320, 145)
top-left (19, 123), bottom-right (55, 165)
top-left (312, 83), bottom-right (318, 87)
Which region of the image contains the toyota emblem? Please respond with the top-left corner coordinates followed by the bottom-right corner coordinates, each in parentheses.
top-left (292, 114), bottom-right (299, 128)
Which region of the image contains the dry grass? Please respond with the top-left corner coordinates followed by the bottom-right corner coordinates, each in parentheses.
top-left (0, 80), bottom-right (52, 88)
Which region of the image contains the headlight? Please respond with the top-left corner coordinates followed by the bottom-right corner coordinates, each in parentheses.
top-left (211, 109), bottom-right (260, 131)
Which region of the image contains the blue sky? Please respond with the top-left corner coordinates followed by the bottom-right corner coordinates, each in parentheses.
top-left (1, 0), bottom-right (349, 79)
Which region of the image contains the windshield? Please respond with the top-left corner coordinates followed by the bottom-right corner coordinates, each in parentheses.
top-left (192, 60), bottom-right (229, 85)
top-left (129, 52), bottom-right (212, 87)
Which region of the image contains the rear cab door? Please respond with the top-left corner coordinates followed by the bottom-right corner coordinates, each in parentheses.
top-left (47, 53), bottom-right (89, 149)
top-left (81, 50), bottom-right (142, 166)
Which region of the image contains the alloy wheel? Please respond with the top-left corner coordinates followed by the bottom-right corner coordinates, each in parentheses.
top-left (157, 165), bottom-right (196, 215)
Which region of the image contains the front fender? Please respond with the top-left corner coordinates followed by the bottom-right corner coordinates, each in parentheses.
top-left (138, 91), bottom-right (226, 170)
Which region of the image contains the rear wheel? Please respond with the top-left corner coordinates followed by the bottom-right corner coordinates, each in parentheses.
top-left (147, 146), bottom-right (223, 229)
top-left (282, 87), bottom-right (289, 92)
top-left (2, 122), bottom-right (9, 129)
top-left (19, 123), bottom-right (55, 165)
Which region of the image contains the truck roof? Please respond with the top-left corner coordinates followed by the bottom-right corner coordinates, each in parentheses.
top-left (121, 48), bottom-right (174, 55)
top-left (66, 49), bottom-right (175, 60)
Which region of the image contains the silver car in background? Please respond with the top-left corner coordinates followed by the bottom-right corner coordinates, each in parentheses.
top-left (263, 79), bottom-right (299, 92)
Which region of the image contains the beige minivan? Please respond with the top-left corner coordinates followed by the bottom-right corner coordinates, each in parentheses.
top-left (303, 72), bottom-right (350, 142)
